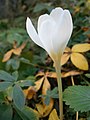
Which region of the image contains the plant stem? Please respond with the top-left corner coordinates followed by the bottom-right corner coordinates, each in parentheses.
top-left (76, 112), bottom-right (78, 120)
top-left (55, 61), bottom-right (63, 120)
top-left (71, 76), bottom-right (78, 120)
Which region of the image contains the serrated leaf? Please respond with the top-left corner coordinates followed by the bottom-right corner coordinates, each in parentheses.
top-left (0, 70), bottom-right (15, 81)
top-left (0, 82), bottom-right (13, 91)
top-left (72, 43), bottom-right (90, 52)
top-left (13, 85), bottom-right (25, 109)
top-left (63, 85), bottom-right (90, 112)
top-left (71, 53), bottom-right (88, 70)
top-left (49, 109), bottom-right (60, 120)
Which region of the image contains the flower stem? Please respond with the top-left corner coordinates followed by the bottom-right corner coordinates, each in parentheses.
top-left (71, 76), bottom-right (78, 120)
top-left (55, 61), bottom-right (63, 120)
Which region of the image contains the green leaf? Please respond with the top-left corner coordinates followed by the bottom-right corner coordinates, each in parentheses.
top-left (21, 106), bottom-right (39, 120)
top-left (12, 71), bottom-right (18, 81)
top-left (0, 104), bottom-right (13, 120)
top-left (11, 59), bottom-right (20, 70)
top-left (7, 32), bottom-right (24, 45)
top-left (85, 73), bottom-right (90, 78)
top-left (41, 87), bottom-right (58, 105)
top-left (14, 106), bottom-right (29, 120)
top-left (16, 80), bottom-right (34, 87)
top-left (0, 82), bottom-right (13, 91)
top-left (63, 85), bottom-right (90, 112)
top-left (33, 3), bottom-right (54, 13)
top-left (6, 59), bottom-right (20, 71)
top-left (0, 92), bottom-right (5, 102)
top-left (20, 57), bottom-right (30, 64)
top-left (15, 106), bottom-right (39, 120)
top-left (0, 70), bottom-right (14, 81)
top-left (13, 85), bottom-right (25, 109)
top-left (13, 112), bottom-right (22, 120)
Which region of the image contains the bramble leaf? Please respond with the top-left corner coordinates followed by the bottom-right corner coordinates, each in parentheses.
top-left (63, 85), bottom-right (90, 112)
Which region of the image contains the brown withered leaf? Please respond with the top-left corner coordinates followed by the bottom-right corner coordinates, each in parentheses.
top-left (49, 109), bottom-right (60, 120)
top-left (36, 99), bottom-right (54, 117)
top-left (45, 72), bottom-right (57, 78)
top-left (35, 77), bottom-right (44, 91)
top-left (2, 41), bottom-right (27, 62)
top-left (61, 70), bottom-right (83, 78)
top-left (36, 72), bottom-right (45, 78)
top-left (42, 76), bottom-right (51, 95)
top-left (13, 41), bottom-right (27, 55)
top-left (23, 86), bottom-right (36, 100)
top-left (13, 41), bottom-right (17, 49)
top-left (2, 49), bottom-right (13, 62)
top-left (13, 48), bottom-right (22, 55)
top-left (19, 41), bottom-right (27, 49)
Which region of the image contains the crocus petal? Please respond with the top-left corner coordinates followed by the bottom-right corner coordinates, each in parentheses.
top-left (52, 10), bottom-right (73, 53)
top-left (38, 18), bottom-right (56, 60)
top-left (37, 14), bottom-right (50, 33)
top-left (50, 7), bottom-right (63, 24)
top-left (26, 17), bottom-right (44, 48)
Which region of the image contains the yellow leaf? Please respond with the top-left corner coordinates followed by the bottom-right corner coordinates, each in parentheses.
top-left (61, 70), bottom-right (83, 78)
top-left (72, 43), bottom-right (90, 52)
top-left (46, 72), bottom-right (57, 78)
top-left (13, 48), bottom-right (22, 55)
top-left (71, 53), bottom-right (88, 70)
top-left (61, 53), bottom-right (70, 65)
top-left (36, 99), bottom-right (54, 117)
top-left (64, 47), bottom-right (71, 53)
top-left (2, 49), bottom-right (13, 62)
top-left (49, 109), bottom-right (60, 120)
top-left (36, 104), bottom-right (44, 117)
top-left (35, 77), bottom-right (44, 91)
top-left (43, 99), bottom-right (53, 117)
top-left (19, 41), bottom-right (27, 49)
top-left (23, 86), bottom-right (36, 100)
top-left (13, 41), bottom-right (27, 55)
top-left (42, 77), bottom-right (50, 95)
top-left (36, 72), bottom-right (44, 77)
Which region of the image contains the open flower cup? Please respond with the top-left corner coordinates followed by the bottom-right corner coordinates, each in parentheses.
top-left (26, 7), bottom-right (73, 120)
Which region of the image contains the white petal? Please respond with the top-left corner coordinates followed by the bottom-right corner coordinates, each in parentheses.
top-left (50, 7), bottom-right (63, 23)
top-left (52, 10), bottom-right (73, 53)
top-left (26, 17), bottom-right (44, 48)
top-left (38, 18), bottom-right (56, 60)
top-left (37, 14), bottom-right (50, 33)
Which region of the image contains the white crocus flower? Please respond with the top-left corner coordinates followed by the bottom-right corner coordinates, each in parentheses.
top-left (26, 7), bottom-right (73, 62)
top-left (26, 7), bottom-right (73, 120)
